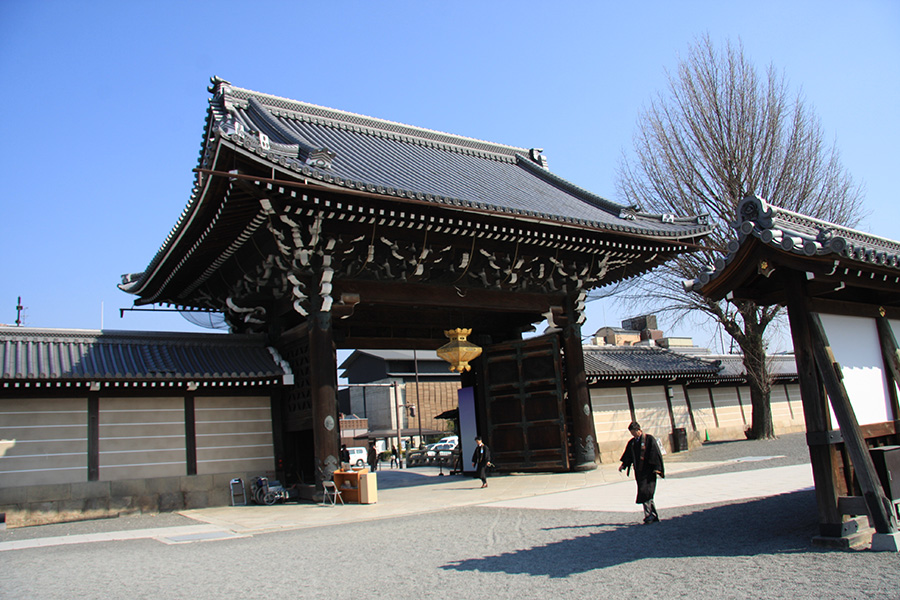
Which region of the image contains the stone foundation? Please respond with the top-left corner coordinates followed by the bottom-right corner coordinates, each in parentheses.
top-left (0, 471), bottom-right (269, 528)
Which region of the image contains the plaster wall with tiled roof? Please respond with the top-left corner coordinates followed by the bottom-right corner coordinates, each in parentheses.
top-left (700, 353), bottom-right (798, 383)
top-left (582, 345), bottom-right (722, 383)
top-left (0, 327), bottom-right (289, 389)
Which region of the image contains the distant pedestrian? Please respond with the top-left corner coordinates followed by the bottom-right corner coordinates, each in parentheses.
top-left (367, 441), bottom-right (378, 472)
top-left (472, 436), bottom-right (492, 488)
top-left (619, 421), bottom-right (665, 524)
top-left (391, 445), bottom-right (399, 468)
top-left (340, 444), bottom-right (350, 469)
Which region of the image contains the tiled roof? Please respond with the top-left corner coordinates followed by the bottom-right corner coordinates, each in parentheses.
top-left (120, 79), bottom-right (712, 304)
top-left (207, 78), bottom-right (709, 238)
top-left (687, 195), bottom-right (900, 293)
top-left (583, 344), bottom-right (797, 384)
top-left (0, 328), bottom-right (290, 389)
top-left (583, 345), bottom-right (721, 382)
top-left (343, 349), bottom-right (442, 364)
top-left (705, 353), bottom-right (798, 382)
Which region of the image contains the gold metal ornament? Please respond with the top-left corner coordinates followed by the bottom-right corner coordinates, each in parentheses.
top-left (436, 328), bottom-right (483, 372)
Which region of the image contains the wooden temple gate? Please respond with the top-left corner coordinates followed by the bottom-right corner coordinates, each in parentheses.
top-left (120, 78), bottom-right (708, 488)
top-left (689, 195), bottom-right (900, 550)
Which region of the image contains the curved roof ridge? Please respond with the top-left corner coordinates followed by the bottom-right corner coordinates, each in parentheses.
top-left (515, 154), bottom-right (628, 215)
top-left (742, 195), bottom-right (900, 256)
top-left (0, 326), bottom-right (265, 344)
top-left (215, 78), bottom-right (531, 162)
top-left (686, 194), bottom-right (900, 293)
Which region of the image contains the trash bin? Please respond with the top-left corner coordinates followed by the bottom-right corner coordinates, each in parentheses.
top-left (870, 446), bottom-right (900, 500)
top-left (670, 428), bottom-right (688, 453)
top-left (359, 472), bottom-right (378, 504)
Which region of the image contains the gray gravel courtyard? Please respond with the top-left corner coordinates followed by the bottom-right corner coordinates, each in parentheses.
top-left (2, 433), bottom-right (898, 599)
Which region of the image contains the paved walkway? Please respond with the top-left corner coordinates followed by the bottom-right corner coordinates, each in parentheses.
top-left (0, 455), bottom-right (814, 552)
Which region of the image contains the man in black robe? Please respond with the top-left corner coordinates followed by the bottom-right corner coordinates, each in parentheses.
top-left (367, 441), bottom-right (378, 472)
top-left (619, 421), bottom-right (665, 523)
top-left (471, 436), bottom-right (492, 488)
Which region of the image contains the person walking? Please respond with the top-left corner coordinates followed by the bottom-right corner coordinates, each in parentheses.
top-left (471, 436), bottom-right (492, 488)
top-left (618, 421), bottom-right (665, 524)
top-left (390, 445), bottom-right (399, 469)
top-left (367, 441), bottom-right (378, 472)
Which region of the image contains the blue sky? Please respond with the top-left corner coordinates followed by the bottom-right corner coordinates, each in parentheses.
top-left (1, 1), bottom-right (898, 353)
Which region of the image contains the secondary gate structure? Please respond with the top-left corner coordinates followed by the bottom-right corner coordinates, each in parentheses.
top-left (687, 194), bottom-right (900, 550)
top-left (120, 78), bottom-right (709, 486)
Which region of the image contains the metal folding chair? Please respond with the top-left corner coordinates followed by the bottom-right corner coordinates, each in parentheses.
top-left (322, 480), bottom-right (344, 506)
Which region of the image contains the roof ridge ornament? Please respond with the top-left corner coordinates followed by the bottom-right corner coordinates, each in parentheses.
top-left (245, 97), bottom-right (336, 169)
top-left (529, 148), bottom-right (549, 170)
top-left (208, 75), bottom-right (232, 96)
top-left (737, 194), bottom-right (774, 229)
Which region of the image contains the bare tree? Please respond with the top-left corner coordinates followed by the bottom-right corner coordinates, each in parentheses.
top-left (614, 35), bottom-right (865, 438)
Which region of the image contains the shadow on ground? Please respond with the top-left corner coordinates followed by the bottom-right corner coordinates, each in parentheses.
top-left (374, 469), bottom-right (475, 490)
top-left (441, 489), bottom-right (823, 578)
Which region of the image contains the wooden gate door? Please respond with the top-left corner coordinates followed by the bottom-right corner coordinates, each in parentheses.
top-left (481, 334), bottom-right (570, 471)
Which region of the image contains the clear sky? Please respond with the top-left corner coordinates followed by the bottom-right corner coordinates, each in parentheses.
top-left (1, 1), bottom-right (897, 354)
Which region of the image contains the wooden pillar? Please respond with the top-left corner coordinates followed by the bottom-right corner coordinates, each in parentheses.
top-left (309, 307), bottom-right (340, 485)
top-left (807, 312), bottom-right (898, 534)
top-left (184, 393), bottom-right (197, 476)
top-left (87, 393), bottom-right (99, 482)
top-left (563, 295), bottom-right (598, 470)
top-left (784, 275), bottom-right (843, 537)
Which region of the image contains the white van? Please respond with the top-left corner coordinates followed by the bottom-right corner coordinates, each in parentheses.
top-left (346, 447), bottom-right (367, 467)
top-left (437, 435), bottom-right (458, 448)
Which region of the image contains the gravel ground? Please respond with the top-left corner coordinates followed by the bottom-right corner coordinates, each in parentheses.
top-left (664, 431), bottom-right (811, 477)
top-left (2, 491), bottom-right (897, 599)
top-left (2, 432), bottom-right (898, 599)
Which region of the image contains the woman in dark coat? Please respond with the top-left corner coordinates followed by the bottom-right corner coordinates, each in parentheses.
top-left (471, 436), bottom-right (492, 488)
top-left (618, 421), bottom-right (665, 523)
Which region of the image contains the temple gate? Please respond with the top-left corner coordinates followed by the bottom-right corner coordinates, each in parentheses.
top-left (121, 78), bottom-right (709, 487)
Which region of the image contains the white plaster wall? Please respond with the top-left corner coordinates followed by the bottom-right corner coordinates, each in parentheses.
top-left (0, 397), bottom-right (87, 487)
top-left (821, 314), bottom-right (893, 425)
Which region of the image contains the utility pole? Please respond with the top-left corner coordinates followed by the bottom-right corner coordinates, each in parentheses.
top-left (15, 297), bottom-right (24, 326)
top-left (413, 349), bottom-right (423, 447)
top-left (393, 380), bottom-right (403, 469)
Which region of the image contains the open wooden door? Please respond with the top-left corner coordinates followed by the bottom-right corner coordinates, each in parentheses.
top-left (481, 334), bottom-right (570, 471)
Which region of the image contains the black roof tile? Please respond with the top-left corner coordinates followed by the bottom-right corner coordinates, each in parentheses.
top-left (688, 195), bottom-right (900, 292)
top-left (0, 328), bottom-right (288, 386)
top-left (211, 78), bottom-right (709, 238)
top-left (583, 346), bottom-right (721, 381)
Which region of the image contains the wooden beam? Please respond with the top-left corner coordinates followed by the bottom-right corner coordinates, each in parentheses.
top-left (876, 316), bottom-right (900, 426)
top-left (810, 299), bottom-right (900, 321)
top-left (336, 280), bottom-right (561, 313)
top-left (785, 275), bottom-right (843, 535)
top-left (808, 311), bottom-right (898, 534)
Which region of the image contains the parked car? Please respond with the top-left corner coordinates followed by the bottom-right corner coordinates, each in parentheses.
top-left (437, 435), bottom-right (458, 447)
top-left (346, 447), bottom-right (367, 467)
top-left (426, 443), bottom-right (456, 456)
